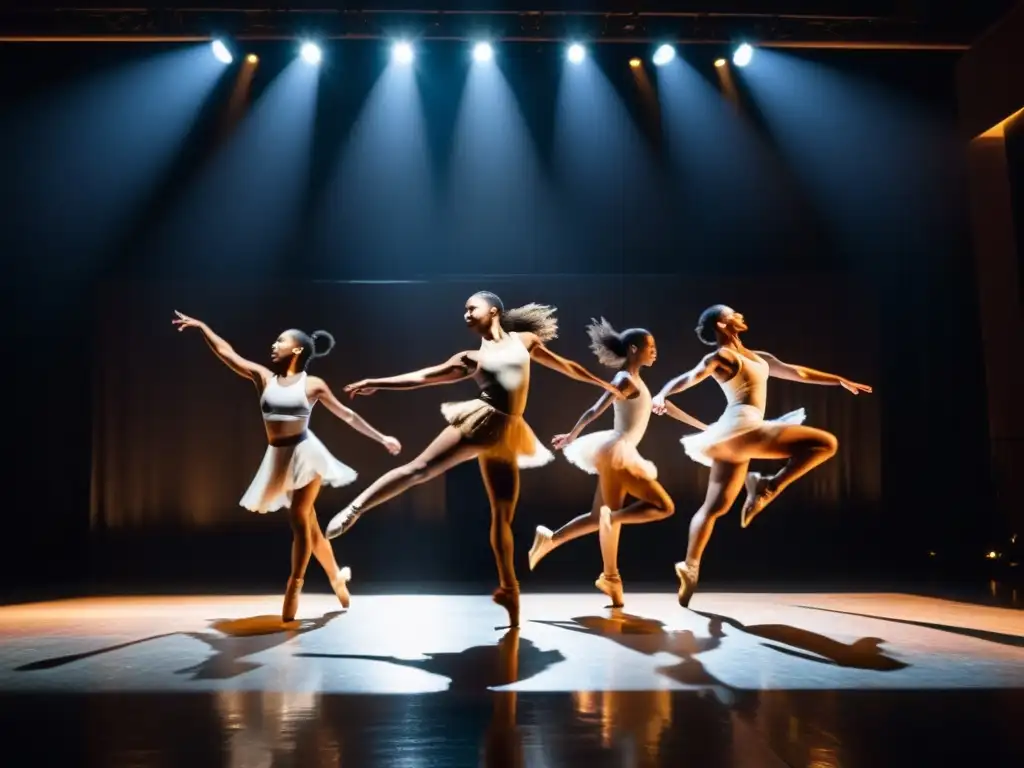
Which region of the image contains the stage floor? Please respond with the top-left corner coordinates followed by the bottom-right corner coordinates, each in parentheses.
top-left (1, 590), bottom-right (1022, 765)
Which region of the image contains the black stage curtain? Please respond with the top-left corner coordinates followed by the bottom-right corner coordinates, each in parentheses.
top-left (90, 275), bottom-right (880, 532)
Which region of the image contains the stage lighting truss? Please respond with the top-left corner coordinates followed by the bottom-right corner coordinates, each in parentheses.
top-left (0, 7), bottom-right (973, 50)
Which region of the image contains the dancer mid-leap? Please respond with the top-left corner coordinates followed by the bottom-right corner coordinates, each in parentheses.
top-left (173, 311), bottom-right (401, 622)
top-left (528, 319), bottom-right (706, 607)
top-left (325, 292), bottom-right (621, 627)
top-left (653, 304), bottom-right (871, 606)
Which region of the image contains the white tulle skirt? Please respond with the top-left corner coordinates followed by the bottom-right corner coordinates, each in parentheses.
top-left (240, 431), bottom-right (358, 513)
top-left (562, 430), bottom-right (658, 481)
top-left (681, 404), bottom-right (806, 467)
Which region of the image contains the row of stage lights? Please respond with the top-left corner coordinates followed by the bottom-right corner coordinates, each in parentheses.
top-left (211, 39), bottom-right (755, 69)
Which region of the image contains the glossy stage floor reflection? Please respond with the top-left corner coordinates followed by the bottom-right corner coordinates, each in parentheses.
top-left (0, 592), bottom-right (1022, 766)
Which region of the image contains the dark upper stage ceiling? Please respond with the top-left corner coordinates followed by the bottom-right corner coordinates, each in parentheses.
top-left (0, 1), bottom-right (1018, 48)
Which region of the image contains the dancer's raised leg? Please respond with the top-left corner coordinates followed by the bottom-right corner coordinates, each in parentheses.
top-left (722, 424), bottom-right (838, 527)
top-left (480, 454), bottom-right (522, 628)
top-left (283, 477), bottom-right (322, 622)
top-left (327, 426), bottom-right (479, 537)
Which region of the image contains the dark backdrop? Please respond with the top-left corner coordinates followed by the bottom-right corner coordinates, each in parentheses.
top-left (0, 41), bottom-right (993, 593)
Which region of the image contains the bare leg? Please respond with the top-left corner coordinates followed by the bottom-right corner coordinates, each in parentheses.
top-left (598, 473), bottom-right (674, 602)
top-left (674, 460), bottom-right (747, 608)
top-left (719, 425), bottom-right (838, 527)
top-left (283, 477), bottom-right (322, 622)
top-left (326, 426), bottom-right (480, 538)
top-left (309, 506), bottom-right (351, 608)
top-left (595, 472), bottom-right (628, 578)
top-left (604, 474), bottom-right (675, 527)
top-left (528, 487), bottom-right (603, 570)
top-left (685, 461), bottom-right (748, 566)
top-left (480, 454), bottom-right (521, 628)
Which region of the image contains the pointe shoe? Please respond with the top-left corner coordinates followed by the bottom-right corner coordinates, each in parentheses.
top-left (326, 504), bottom-right (362, 540)
top-left (595, 572), bottom-right (625, 608)
top-left (528, 526), bottom-right (554, 570)
top-left (740, 473), bottom-right (776, 529)
top-left (282, 577), bottom-right (304, 623)
top-left (674, 562), bottom-right (698, 608)
top-left (492, 586), bottom-right (520, 628)
top-left (330, 566), bottom-right (352, 609)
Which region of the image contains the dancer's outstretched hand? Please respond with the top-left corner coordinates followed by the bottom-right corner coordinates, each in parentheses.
top-left (651, 394), bottom-right (668, 415)
top-left (840, 379), bottom-right (872, 395)
top-left (551, 433), bottom-right (574, 450)
top-left (382, 436), bottom-right (402, 455)
top-left (172, 310), bottom-right (203, 331)
top-left (344, 380), bottom-right (377, 398)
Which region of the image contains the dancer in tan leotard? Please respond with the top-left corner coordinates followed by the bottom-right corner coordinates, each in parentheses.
top-left (325, 292), bottom-right (621, 627)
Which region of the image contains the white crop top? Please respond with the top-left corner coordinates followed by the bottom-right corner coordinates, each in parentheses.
top-left (260, 373), bottom-right (312, 423)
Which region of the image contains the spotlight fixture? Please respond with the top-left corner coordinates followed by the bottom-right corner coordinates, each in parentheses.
top-left (652, 44), bottom-right (676, 66)
top-left (300, 42), bottom-right (322, 65)
top-left (393, 41), bottom-right (414, 65)
top-left (473, 42), bottom-right (493, 62)
top-left (567, 43), bottom-right (585, 64)
top-left (733, 43), bottom-right (753, 67)
top-left (714, 58), bottom-right (726, 68)
top-left (629, 58), bottom-right (641, 69)
top-left (211, 39), bottom-right (233, 64)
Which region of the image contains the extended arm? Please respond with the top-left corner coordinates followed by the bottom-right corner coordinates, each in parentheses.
top-left (655, 353), bottom-right (721, 400)
top-left (662, 401), bottom-right (708, 431)
top-left (309, 377), bottom-right (401, 454)
top-left (553, 373), bottom-right (633, 447)
top-left (757, 351), bottom-right (872, 394)
top-left (519, 332), bottom-right (622, 398)
top-left (173, 310), bottom-right (271, 386)
top-left (345, 351), bottom-right (476, 397)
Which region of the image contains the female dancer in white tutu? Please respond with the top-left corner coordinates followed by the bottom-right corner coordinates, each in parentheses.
top-left (172, 311), bottom-right (401, 622)
top-left (527, 319), bottom-right (706, 607)
top-left (652, 304), bottom-right (871, 606)
top-left (324, 292), bottom-right (621, 627)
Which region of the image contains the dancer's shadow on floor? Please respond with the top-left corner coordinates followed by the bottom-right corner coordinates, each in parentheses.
top-left (296, 628), bottom-right (565, 692)
top-left (797, 605), bottom-right (1024, 649)
top-left (177, 612), bottom-right (345, 680)
top-left (14, 612), bottom-right (343, 677)
top-left (532, 611), bottom-right (737, 703)
top-left (691, 610), bottom-right (909, 671)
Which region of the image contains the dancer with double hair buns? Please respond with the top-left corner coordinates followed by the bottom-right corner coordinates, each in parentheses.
top-left (653, 304), bottom-right (871, 607)
top-left (173, 311), bottom-right (401, 622)
top-left (325, 292), bottom-right (622, 627)
top-left (528, 319), bottom-right (706, 606)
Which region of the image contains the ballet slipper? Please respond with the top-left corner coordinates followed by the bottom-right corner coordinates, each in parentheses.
top-left (528, 526), bottom-right (554, 570)
top-left (330, 566), bottom-right (352, 609)
top-left (492, 586), bottom-right (520, 628)
top-left (282, 577), bottom-right (304, 623)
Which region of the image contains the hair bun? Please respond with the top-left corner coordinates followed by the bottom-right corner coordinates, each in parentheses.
top-left (310, 330), bottom-right (336, 358)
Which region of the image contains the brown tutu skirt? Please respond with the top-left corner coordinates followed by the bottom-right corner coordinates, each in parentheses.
top-left (441, 399), bottom-right (555, 469)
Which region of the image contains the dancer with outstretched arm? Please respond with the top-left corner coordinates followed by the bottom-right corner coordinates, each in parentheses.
top-left (528, 319), bottom-right (706, 607)
top-left (324, 292), bottom-right (622, 627)
top-left (653, 304), bottom-right (871, 607)
top-left (173, 311), bottom-right (401, 622)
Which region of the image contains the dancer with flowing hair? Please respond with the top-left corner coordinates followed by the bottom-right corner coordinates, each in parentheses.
top-left (324, 292), bottom-right (622, 627)
top-left (528, 319), bottom-right (706, 606)
top-left (173, 311), bottom-right (401, 622)
top-left (653, 304), bottom-right (871, 606)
